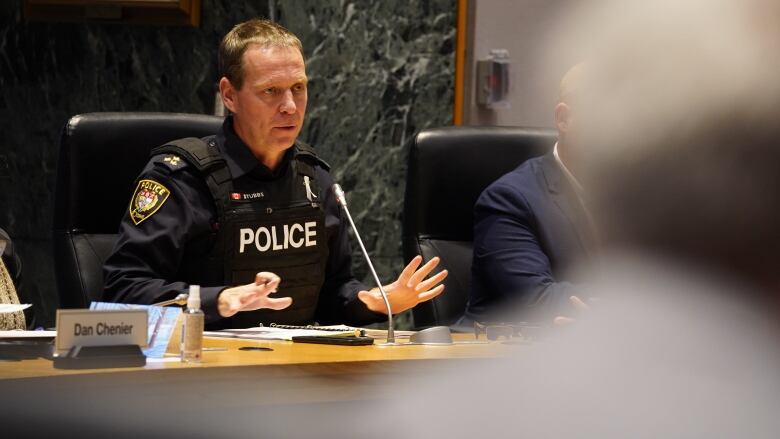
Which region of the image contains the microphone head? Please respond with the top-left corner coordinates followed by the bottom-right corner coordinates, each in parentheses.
top-left (332, 184), bottom-right (347, 207)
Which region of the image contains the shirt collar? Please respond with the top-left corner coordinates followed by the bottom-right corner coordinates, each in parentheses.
top-left (219, 116), bottom-right (293, 180)
top-left (553, 142), bottom-right (584, 196)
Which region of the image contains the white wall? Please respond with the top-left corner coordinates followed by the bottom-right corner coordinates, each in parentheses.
top-left (464, 0), bottom-right (573, 128)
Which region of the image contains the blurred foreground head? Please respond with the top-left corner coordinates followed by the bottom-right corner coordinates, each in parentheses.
top-left (563, 0), bottom-right (780, 301)
top-left (347, 4), bottom-right (780, 439)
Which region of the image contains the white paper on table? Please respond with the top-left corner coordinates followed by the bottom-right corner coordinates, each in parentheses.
top-left (204, 325), bottom-right (416, 341)
top-left (0, 304), bottom-right (31, 313)
top-left (204, 325), bottom-right (359, 341)
top-left (0, 330), bottom-right (56, 339)
top-left (146, 357), bottom-right (181, 364)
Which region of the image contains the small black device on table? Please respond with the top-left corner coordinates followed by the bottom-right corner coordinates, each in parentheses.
top-left (291, 335), bottom-right (374, 346)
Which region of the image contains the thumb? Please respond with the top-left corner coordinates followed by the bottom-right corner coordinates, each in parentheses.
top-left (358, 290), bottom-right (388, 314)
top-left (263, 296), bottom-right (293, 310)
top-left (357, 290), bottom-right (374, 304)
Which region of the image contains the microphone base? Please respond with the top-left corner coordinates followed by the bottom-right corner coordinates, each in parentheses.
top-left (376, 341), bottom-right (403, 347)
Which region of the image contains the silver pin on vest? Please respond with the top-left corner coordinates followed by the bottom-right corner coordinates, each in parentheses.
top-left (304, 175), bottom-right (318, 204)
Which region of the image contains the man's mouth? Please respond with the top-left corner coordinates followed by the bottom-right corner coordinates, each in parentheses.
top-left (273, 125), bottom-right (297, 132)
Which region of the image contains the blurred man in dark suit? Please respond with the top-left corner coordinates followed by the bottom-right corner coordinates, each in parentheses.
top-left (359, 2), bottom-right (780, 438)
top-left (465, 64), bottom-right (597, 324)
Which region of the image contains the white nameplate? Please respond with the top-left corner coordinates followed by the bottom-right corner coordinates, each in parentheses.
top-left (55, 309), bottom-right (148, 356)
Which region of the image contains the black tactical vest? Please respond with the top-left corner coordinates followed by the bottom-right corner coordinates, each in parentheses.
top-left (151, 137), bottom-right (330, 328)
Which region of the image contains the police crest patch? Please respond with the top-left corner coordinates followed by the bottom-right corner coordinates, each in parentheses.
top-left (129, 179), bottom-right (170, 225)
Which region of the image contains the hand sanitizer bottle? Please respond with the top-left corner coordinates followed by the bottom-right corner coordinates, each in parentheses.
top-left (181, 285), bottom-right (204, 363)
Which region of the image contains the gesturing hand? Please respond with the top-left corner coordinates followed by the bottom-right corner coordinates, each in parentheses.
top-left (357, 255), bottom-right (448, 315)
top-left (553, 295), bottom-right (590, 326)
top-left (218, 272), bottom-right (291, 318)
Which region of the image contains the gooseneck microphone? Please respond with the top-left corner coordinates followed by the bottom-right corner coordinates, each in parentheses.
top-left (332, 184), bottom-right (396, 344)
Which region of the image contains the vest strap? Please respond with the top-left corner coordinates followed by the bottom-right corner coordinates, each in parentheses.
top-left (294, 141), bottom-right (330, 172)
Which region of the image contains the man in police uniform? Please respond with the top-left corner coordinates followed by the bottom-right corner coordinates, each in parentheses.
top-left (103, 19), bottom-right (448, 329)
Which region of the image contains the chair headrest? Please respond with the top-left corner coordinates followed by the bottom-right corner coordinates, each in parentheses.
top-left (403, 126), bottom-right (556, 241)
top-left (54, 112), bottom-right (224, 234)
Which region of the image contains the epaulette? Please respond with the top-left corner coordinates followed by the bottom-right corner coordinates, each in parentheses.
top-left (151, 153), bottom-right (190, 173)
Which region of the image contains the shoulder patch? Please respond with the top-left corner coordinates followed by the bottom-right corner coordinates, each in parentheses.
top-left (129, 179), bottom-right (171, 225)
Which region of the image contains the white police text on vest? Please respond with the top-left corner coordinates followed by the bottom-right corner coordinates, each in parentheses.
top-left (239, 222), bottom-right (317, 253)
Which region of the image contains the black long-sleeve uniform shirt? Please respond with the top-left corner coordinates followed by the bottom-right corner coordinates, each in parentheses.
top-left (103, 118), bottom-right (383, 327)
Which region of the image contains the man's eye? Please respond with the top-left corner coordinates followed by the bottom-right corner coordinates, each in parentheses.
top-left (293, 84), bottom-right (306, 92)
top-left (263, 88), bottom-right (276, 95)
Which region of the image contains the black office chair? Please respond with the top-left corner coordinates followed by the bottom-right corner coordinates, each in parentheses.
top-left (402, 126), bottom-right (556, 327)
top-left (53, 112), bottom-right (223, 308)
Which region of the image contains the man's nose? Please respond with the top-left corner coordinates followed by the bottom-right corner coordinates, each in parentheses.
top-left (279, 89), bottom-right (297, 114)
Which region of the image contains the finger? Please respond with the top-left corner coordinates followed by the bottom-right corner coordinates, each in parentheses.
top-left (408, 257), bottom-right (441, 286)
top-left (259, 277), bottom-right (281, 293)
top-left (414, 269), bottom-right (448, 293)
top-left (241, 295), bottom-right (293, 312)
top-left (262, 296), bottom-right (293, 310)
top-left (397, 255), bottom-right (422, 284)
top-left (256, 272), bottom-right (281, 286)
top-left (357, 290), bottom-right (384, 307)
top-left (569, 295), bottom-right (589, 311)
top-left (554, 316), bottom-right (575, 326)
top-left (357, 290), bottom-right (388, 314)
top-left (357, 289), bottom-right (381, 304)
top-left (416, 284), bottom-right (445, 303)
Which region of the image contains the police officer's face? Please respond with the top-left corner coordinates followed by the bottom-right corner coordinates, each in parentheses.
top-left (223, 44), bottom-right (308, 157)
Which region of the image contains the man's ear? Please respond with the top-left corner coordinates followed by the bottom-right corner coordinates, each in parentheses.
top-left (219, 77), bottom-right (238, 114)
top-left (554, 102), bottom-right (571, 134)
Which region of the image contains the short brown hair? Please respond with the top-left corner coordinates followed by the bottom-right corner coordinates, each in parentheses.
top-left (218, 19), bottom-right (304, 89)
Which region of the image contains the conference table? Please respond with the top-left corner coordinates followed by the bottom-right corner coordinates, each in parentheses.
top-left (0, 332), bottom-right (509, 378)
top-left (0, 332), bottom-right (514, 437)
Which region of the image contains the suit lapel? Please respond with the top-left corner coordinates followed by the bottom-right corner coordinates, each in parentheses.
top-left (539, 152), bottom-right (598, 259)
